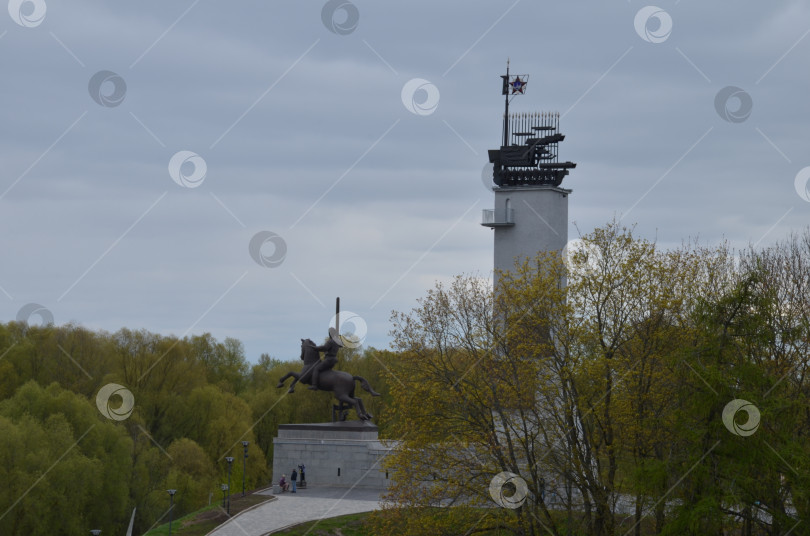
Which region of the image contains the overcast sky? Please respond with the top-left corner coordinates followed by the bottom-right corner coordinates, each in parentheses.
top-left (1, 1), bottom-right (808, 362)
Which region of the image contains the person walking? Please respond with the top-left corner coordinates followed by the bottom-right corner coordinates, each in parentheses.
top-left (291, 468), bottom-right (298, 493)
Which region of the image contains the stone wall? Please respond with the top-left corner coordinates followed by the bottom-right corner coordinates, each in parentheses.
top-left (272, 421), bottom-right (396, 490)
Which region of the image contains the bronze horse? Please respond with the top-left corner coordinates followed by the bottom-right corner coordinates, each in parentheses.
top-left (277, 338), bottom-right (380, 421)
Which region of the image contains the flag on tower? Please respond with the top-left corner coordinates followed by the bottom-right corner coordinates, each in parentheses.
top-left (501, 74), bottom-right (529, 95)
top-left (509, 75), bottom-right (528, 94)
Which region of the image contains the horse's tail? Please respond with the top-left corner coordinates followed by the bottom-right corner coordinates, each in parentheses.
top-left (353, 375), bottom-right (381, 397)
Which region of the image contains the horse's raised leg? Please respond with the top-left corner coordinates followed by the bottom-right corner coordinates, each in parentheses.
top-left (287, 373), bottom-right (301, 393)
top-left (276, 372), bottom-right (291, 387)
top-left (277, 372), bottom-right (300, 393)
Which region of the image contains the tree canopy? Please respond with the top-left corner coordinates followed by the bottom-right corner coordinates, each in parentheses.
top-left (0, 322), bottom-right (392, 534)
top-left (5, 220), bottom-right (810, 535)
top-left (371, 221), bottom-right (810, 536)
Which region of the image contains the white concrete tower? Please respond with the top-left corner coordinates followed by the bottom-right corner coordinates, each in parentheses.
top-left (483, 182), bottom-right (570, 277)
top-left (481, 65), bottom-right (576, 283)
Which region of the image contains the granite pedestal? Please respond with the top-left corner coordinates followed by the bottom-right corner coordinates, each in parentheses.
top-left (272, 421), bottom-right (393, 490)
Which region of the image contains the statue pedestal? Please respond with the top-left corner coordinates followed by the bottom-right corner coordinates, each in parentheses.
top-left (272, 421), bottom-right (393, 490)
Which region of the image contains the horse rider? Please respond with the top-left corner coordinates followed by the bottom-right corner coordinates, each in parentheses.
top-left (308, 327), bottom-right (344, 390)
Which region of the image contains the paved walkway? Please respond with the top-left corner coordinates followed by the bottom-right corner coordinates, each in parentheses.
top-left (207, 487), bottom-right (385, 536)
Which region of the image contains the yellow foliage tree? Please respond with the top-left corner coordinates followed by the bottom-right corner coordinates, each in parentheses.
top-left (371, 221), bottom-right (746, 536)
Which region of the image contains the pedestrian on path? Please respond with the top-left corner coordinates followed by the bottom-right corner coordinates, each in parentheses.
top-left (291, 468), bottom-right (298, 493)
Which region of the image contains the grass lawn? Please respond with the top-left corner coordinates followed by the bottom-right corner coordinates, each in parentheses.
top-left (145, 501), bottom-right (665, 536)
top-left (144, 491), bottom-right (273, 536)
top-left (266, 512), bottom-right (372, 535)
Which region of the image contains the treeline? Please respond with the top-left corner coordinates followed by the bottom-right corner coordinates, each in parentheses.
top-left (0, 324), bottom-right (395, 535)
top-left (372, 222), bottom-right (810, 536)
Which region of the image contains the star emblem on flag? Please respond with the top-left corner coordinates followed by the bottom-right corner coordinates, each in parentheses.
top-left (510, 76), bottom-right (527, 94)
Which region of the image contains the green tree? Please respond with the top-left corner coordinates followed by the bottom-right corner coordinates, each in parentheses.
top-left (165, 438), bottom-right (216, 516)
top-left (0, 381), bottom-right (132, 535)
top-left (662, 233), bottom-right (810, 535)
top-left (373, 221), bottom-right (810, 536)
top-left (191, 333), bottom-right (249, 394)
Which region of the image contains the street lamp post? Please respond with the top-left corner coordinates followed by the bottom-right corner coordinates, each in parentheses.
top-left (225, 457), bottom-right (234, 515)
top-left (220, 484), bottom-right (228, 509)
top-left (167, 489), bottom-right (177, 536)
top-left (241, 441), bottom-right (249, 496)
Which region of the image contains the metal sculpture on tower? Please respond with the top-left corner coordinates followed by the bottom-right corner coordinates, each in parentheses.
top-left (488, 61), bottom-right (577, 187)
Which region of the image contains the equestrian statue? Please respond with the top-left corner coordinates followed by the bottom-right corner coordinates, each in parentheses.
top-left (277, 326), bottom-right (380, 421)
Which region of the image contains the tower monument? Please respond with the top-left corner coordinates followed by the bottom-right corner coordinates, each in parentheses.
top-left (482, 63), bottom-right (577, 283)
